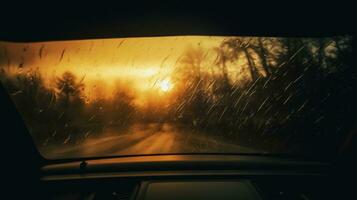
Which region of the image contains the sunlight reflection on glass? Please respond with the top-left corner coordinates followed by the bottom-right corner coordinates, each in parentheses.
top-left (158, 79), bottom-right (173, 92)
top-left (0, 35), bottom-right (354, 159)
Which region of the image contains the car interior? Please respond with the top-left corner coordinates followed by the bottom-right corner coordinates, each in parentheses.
top-left (0, 2), bottom-right (356, 200)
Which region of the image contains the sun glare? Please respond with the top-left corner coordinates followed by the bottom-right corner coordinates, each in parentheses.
top-left (158, 79), bottom-right (173, 92)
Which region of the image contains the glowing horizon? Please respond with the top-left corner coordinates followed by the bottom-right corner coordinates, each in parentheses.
top-left (0, 36), bottom-right (261, 107)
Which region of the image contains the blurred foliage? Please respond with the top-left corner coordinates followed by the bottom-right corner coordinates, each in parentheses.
top-left (0, 36), bottom-right (355, 157)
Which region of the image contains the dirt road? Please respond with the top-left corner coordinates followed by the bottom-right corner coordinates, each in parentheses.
top-left (42, 123), bottom-right (255, 159)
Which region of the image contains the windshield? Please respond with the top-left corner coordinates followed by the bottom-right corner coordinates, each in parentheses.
top-left (0, 36), bottom-right (355, 159)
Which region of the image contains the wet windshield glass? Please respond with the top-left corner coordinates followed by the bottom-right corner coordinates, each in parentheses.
top-left (0, 36), bottom-right (355, 159)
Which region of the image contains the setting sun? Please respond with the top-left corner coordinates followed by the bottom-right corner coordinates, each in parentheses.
top-left (0, 35), bottom-right (353, 160)
top-left (158, 79), bottom-right (173, 92)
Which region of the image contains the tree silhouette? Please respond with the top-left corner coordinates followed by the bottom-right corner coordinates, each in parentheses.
top-left (54, 71), bottom-right (86, 143)
top-left (109, 84), bottom-right (135, 126)
top-left (172, 47), bottom-right (212, 127)
top-left (215, 37), bottom-right (261, 81)
top-left (55, 71), bottom-right (84, 109)
top-left (251, 38), bottom-right (272, 76)
top-left (180, 47), bottom-right (206, 75)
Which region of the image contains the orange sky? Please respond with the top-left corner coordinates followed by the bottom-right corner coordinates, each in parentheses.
top-left (0, 37), bottom-right (225, 102)
top-left (1, 36), bottom-right (257, 106)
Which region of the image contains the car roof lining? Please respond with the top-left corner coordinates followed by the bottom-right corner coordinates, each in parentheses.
top-left (0, 4), bottom-right (354, 42)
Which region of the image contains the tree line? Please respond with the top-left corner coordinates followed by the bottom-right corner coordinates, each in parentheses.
top-left (169, 36), bottom-right (355, 156)
top-left (0, 69), bottom-right (136, 146)
top-left (0, 36), bottom-right (355, 157)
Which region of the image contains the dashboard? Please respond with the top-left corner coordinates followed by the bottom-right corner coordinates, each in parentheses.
top-left (39, 155), bottom-right (337, 200)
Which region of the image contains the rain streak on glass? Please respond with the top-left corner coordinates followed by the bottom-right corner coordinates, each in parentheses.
top-left (0, 36), bottom-right (355, 159)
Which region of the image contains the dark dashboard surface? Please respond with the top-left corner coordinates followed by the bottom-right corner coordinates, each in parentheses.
top-left (42, 155), bottom-right (328, 179)
top-left (138, 181), bottom-right (261, 200)
top-left (39, 155), bottom-right (340, 200)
